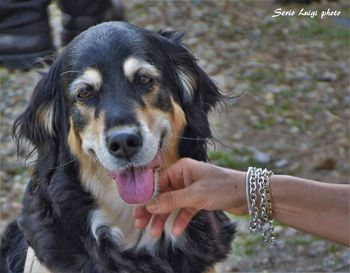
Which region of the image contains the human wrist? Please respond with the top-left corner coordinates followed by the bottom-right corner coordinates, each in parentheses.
top-left (223, 168), bottom-right (248, 215)
top-left (245, 167), bottom-right (276, 245)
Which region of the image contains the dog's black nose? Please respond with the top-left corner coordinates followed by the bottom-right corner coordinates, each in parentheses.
top-left (107, 132), bottom-right (142, 159)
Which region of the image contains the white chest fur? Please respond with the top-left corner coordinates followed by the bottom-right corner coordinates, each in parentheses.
top-left (80, 168), bottom-right (184, 252)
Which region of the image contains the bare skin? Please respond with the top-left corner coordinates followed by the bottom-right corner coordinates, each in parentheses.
top-left (133, 158), bottom-right (350, 247)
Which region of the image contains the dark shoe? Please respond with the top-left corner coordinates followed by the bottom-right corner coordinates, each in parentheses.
top-left (61, 0), bottom-right (125, 46)
top-left (0, 33), bottom-right (54, 70)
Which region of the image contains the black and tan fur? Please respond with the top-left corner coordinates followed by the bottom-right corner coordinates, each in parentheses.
top-left (0, 22), bottom-right (235, 273)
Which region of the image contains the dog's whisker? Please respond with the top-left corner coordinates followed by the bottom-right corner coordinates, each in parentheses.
top-left (50, 154), bottom-right (84, 169)
top-left (159, 142), bottom-right (171, 169)
top-left (60, 70), bottom-right (83, 76)
top-left (168, 132), bottom-right (229, 148)
top-left (168, 132), bottom-right (208, 141)
top-left (87, 157), bottom-right (99, 170)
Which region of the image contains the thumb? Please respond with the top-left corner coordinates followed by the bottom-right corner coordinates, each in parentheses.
top-left (146, 188), bottom-right (193, 214)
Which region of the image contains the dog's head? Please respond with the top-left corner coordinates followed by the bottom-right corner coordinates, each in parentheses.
top-left (14, 22), bottom-right (222, 205)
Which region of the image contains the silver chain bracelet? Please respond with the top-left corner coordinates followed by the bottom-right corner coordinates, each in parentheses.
top-left (246, 167), bottom-right (259, 233)
top-left (246, 167), bottom-right (276, 247)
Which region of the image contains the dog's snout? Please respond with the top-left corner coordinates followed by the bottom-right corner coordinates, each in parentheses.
top-left (107, 131), bottom-right (142, 159)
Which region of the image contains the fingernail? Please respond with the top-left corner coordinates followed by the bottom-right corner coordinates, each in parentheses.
top-left (147, 198), bottom-right (159, 211)
top-left (150, 230), bottom-right (158, 238)
top-left (150, 228), bottom-right (161, 238)
top-left (172, 226), bottom-right (182, 236)
top-left (134, 219), bottom-right (143, 229)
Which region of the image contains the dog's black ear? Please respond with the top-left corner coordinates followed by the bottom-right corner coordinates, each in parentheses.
top-left (158, 29), bottom-right (185, 43)
top-left (177, 56), bottom-right (223, 161)
top-left (158, 31), bottom-right (224, 161)
top-left (13, 57), bottom-right (68, 170)
top-left (158, 30), bottom-right (223, 109)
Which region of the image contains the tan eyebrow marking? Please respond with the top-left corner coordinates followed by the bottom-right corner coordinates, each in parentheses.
top-left (123, 57), bottom-right (160, 82)
top-left (68, 68), bottom-right (102, 97)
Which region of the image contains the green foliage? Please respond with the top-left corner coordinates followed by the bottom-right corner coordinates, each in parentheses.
top-left (231, 233), bottom-right (262, 257)
top-left (286, 236), bottom-right (314, 246)
top-left (209, 148), bottom-right (272, 170)
top-left (298, 20), bottom-right (349, 47)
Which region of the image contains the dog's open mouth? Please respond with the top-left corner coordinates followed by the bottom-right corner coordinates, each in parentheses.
top-left (108, 150), bottom-right (162, 204)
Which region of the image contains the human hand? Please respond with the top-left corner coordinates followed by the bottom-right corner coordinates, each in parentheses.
top-left (133, 158), bottom-right (247, 237)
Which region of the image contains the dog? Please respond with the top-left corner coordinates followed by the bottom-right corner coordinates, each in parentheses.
top-left (0, 22), bottom-right (235, 273)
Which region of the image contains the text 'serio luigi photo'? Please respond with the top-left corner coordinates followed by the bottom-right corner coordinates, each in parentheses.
top-left (0, 1), bottom-right (349, 273)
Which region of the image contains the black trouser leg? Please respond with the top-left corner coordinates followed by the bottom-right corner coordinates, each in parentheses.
top-left (0, 0), bottom-right (50, 34)
top-left (0, 0), bottom-right (54, 69)
top-left (58, 0), bottom-right (111, 17)
top-left (58, 0), bottom-right (114, 45)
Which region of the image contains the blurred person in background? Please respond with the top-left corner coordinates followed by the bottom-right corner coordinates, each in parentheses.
top-left (0, 0), bottom-right (123, 69)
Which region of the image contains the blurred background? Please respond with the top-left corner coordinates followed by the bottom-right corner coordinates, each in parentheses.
top-left (0, 0), bottom-right (349, 272)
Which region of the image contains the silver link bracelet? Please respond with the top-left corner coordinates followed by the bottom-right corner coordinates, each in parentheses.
top-left (246, 167), bottom-right (276, 247)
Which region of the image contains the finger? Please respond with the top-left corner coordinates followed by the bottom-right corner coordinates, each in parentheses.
top-left (133, 207), bottom-right (152, 230)
top-left (158, 171), bottom-right (171, 192)
top-left (150, 214), bottom-right (169, 237)
top-left (133, 206), bottom-right (148, 219)
top-left (158, 169), bottom-right (183, 192)
top-left (135, 217), bottom-right (151, 230)
top-left (172, 208), bottom-right (198, 235)
top-left (158, 161), bottom-right (189, 192)
top-left (146, 188), bottom-right (194, 214)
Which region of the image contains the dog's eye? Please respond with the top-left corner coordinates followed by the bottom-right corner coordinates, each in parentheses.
top-left (77, 89), bottom-right (94, 99)
top-left (137, 75), bottom-right (153, 86)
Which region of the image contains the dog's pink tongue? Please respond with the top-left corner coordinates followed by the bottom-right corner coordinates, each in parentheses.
top-left (114, 168), bottom-right (154, 204)
top-left (110, 151), bottom-right (162, 204)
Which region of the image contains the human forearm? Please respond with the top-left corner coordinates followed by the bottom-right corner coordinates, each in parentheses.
top-left (224, 170), bottom-right (350, 246)
top-left (264, 175), bottom-right (349, 246)
top-left (142, 159), bottom-right (350, 245)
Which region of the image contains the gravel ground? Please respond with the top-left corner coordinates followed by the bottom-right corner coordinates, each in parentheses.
top-left (0, 0), bottom-right (349, 272)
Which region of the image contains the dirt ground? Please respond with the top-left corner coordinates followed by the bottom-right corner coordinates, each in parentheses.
top-left (0, 0), bottom-right (349, 272)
